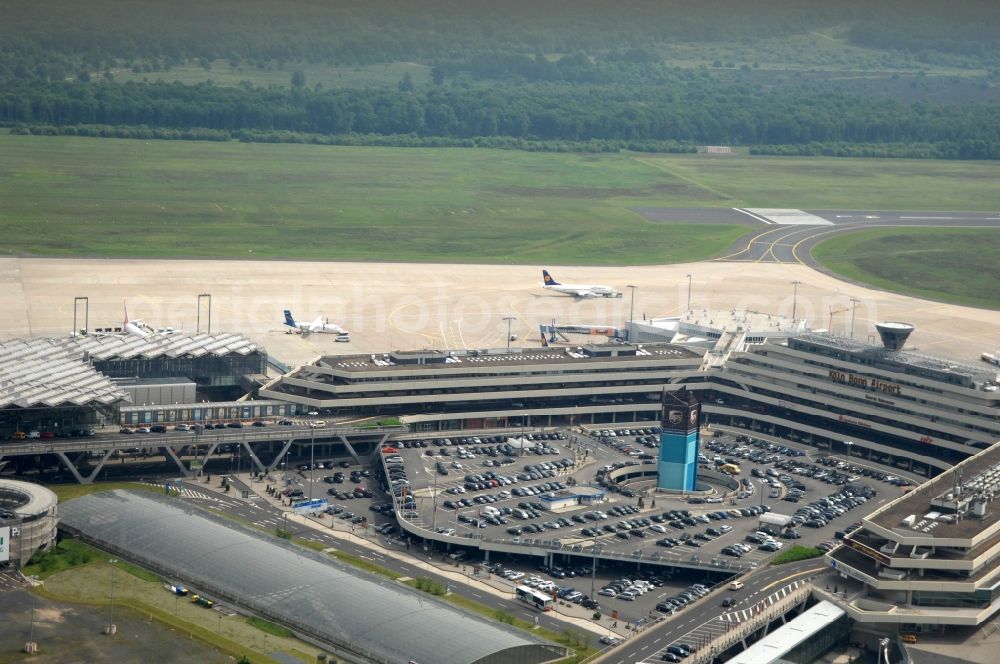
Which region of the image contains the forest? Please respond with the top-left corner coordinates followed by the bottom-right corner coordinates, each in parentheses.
top-left (2, 0), bottom-right (999, 157)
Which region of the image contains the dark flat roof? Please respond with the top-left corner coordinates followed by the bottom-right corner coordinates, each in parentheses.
top-left (870, 441), bottom-right (1000, 540)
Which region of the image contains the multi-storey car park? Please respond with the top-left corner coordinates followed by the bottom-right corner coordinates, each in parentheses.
top-left (826, 439), bottom-right (1000, 634)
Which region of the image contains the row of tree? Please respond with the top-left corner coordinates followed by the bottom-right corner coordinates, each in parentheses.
top-left (2, 80), bottom-right (998, 149)
top-left (2, 0), bottom-right (997, 75)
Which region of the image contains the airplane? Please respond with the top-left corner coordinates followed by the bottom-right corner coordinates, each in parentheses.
top-left (283, 310), bottom-right (348, 335)
top-left (541, 270), bottom-right (621, 298)
top-left (123, 303), bottom-right (150, 337)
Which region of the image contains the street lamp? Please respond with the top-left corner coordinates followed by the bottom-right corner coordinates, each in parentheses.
top-left (590, 528), bottom-right (599, 598)
top-left (844, 441), bottom-right (854, 458)
top-left (626, 285), bottom-right (637, 342)
top-left (849, 298), bottom-right (860, 338)
top-left (73, 296), bottom-right (89, 337)
top-left (197, 293), bottom-right (212, 334)
top-left (107, 559), bottom-right (118, 635)
top-left (791, 281), bottom-right (801, 321)
top-left (686, 274), bottom-right (692, 312)
top-left (503, 315), bottom-right (515, 349)
top-left (759, 481), bottom-right (766, 508)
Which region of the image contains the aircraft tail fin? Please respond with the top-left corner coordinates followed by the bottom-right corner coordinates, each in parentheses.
top-left (283, 310), bottom-right (296, 327)
top-left (542, 269), bottom-right (560, 286)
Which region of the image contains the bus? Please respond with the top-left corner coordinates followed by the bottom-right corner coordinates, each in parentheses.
top-left (516, 585), bottom-right (554, 611)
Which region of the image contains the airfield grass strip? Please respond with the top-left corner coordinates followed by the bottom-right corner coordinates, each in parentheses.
top-left (812, 227), bottom-right (1000, 310)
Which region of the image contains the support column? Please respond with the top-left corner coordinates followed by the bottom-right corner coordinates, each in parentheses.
top-left (55, 450), bottom-right (116, 484)
top-left (162, 446), bottom-right (194, 478)
top-left (266, 440), bottom-right (294, 472)
top-left (337, 435), bottom-right (364, 466)
top-left (240, 441), bottom-right (267, 474)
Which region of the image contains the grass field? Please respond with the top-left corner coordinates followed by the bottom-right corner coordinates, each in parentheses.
top-left (3, 133), bottom-right (1000, 264)
top-left (812, 228), bottom-right (1000, 310)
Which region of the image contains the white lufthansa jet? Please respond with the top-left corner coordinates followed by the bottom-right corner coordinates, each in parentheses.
top-left (541, 270), bottom-right (621, 298)
top-left (283, 310), bottom-right (348, 335)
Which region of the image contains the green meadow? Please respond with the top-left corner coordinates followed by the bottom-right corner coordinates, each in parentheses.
top-left (812, 228), bottom-right (1000, 310)
top-left (2, 133), bottom-right (1000, 265)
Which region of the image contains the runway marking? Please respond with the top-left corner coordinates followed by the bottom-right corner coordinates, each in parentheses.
top-left (732, 208), bottom-right (774, 225)
top-left (744, 208), bottom-right (834, 226)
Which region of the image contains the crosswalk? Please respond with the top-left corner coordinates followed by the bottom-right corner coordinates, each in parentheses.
top-left (720, 580), bottom-right (804, 623)
top-left (139, 482), bottom-right (219, 502)
top-left (636, 580), bottom-right (808, 663)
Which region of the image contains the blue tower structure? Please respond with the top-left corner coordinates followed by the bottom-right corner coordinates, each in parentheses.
top-left (657, 386), bottom-right (701, 491)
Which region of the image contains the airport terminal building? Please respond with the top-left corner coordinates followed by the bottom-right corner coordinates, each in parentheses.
top-left (260, 343), bottom-right (707, 431)
top-left (702, 323), bottom-right (1000, 476)
top-left (826, 440), bottom-right (1000, 632)
top-left (259, 322), bottom-right (998, 475)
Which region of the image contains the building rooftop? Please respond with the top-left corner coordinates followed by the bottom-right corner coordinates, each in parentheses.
top-left (868, 440), bottom-right (1000, 542)
top-left (314, 342), bottom-right (702, 373)
top-left (0, 338), bottom-right (129, 408)
top-left (789, 333), bottom-right (999, 389)
top-left (59, 332), bottom-right (261, 361)
top-left (726, 600), bottom-right (845, 664)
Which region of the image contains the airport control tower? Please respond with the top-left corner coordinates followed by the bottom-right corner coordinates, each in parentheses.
top-left (657, 387), bottom-right (701, 492)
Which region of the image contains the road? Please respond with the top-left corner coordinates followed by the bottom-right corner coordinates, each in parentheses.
top-left (595, 560), bottom-right (825, 664)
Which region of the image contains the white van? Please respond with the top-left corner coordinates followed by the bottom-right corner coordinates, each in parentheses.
top-left (729, 581), bottom-right (745, 591)
top-left (481, 506), bottom-right (501, 518)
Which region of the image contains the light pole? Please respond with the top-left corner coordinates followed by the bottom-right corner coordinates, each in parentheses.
top-left (309, 428), bottom-right (315, 501)
top-left (849, 298), bottom-right (860, 338)
top-left (759, 481), bottom-right (766, 508)
top-left (844, 441), bottom-right (854, 458)
top-left (503, 315), bottom-right (515, 349)
top-left (107, 558), bottom-right (118, 634)
top-left (626, 285), bottom-right (637, 342)
top-left (73, 296), bottom-right (89, 337)
top-left (197, 293), bottom-right (212, 334)
top-left (590, 529), bottom-right (599, 598)
top-left (431, 469), bottom-right (439, 534)
top-left (791, 281), bottom-right (801, 321)
top-left (686, 274), bottom-right (693, 312)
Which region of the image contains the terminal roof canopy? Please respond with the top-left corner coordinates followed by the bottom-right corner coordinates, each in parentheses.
top-left (59, 491), bottom-right (553, 664)
top-left (0, 338), bottom-right (128, 408)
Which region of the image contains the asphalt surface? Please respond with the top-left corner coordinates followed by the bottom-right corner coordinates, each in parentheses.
top-left (630, 207), bottom-right (1000, 266)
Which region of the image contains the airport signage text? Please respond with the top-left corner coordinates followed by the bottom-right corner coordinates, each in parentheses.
top-left (829, 370), bottom-right (902, 395)
top-left (292, 498), bottom-right (328, 514)
top-left (847, 538), bottom-right (890, 565)
top-left (0, 526), bottom-right (9, 563)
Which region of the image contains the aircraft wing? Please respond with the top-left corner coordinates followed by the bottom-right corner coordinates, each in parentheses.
top-left (577, 290), bottom-right (596, 298)
top-left (308, 317), bottom-right (325, 332)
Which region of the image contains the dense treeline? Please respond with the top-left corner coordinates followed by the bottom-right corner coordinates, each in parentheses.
top-left (10, 124), bottom-right (698, 154)
top-left (2, 1), bottom-right (998, 81)
top-left (2, 80), bottom-right (998, 151)
top-left (2, 1), bottom-right (1000, 158)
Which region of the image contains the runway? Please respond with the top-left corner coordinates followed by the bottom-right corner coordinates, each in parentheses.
top-left (632, 208), bottom-right (1000, 266)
